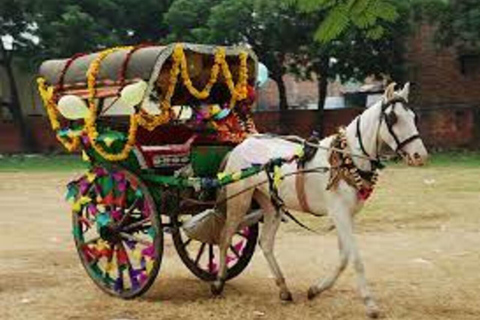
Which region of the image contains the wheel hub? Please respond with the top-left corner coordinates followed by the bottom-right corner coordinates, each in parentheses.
top-left (99, 224), bottom-right (122, 244)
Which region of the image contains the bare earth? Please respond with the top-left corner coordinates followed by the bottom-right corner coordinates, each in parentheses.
top-left (1, 165), bottom-right (480, 320)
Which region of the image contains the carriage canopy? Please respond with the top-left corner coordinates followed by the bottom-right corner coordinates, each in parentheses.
top-left (37, 43), bottom-right (260, 159)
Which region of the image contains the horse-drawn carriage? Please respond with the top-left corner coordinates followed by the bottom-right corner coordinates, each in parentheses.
top-left (37, 43), bottom-right (266, 298)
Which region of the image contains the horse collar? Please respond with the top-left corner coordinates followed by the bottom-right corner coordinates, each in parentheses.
top-left (327, 129), bottom-right (378, 201)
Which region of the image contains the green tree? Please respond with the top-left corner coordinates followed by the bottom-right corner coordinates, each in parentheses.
top-left (165, 0), bottom-right (311, 112)
top-left (435, 0), bottom-right (480, 52)
top-left (290, 8), bottom-right (409, 135)
top-left (289, 0), bottom-right (400, 43)
top-left (32, 0), bottom-right (173, 60)
top-left (1, 0), bottom-right (173, 151)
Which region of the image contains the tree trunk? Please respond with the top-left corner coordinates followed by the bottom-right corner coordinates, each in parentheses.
top-left (0, 43), bottom-right (36, 152)
top-left (270, 70), bottom-right (289, 134)
top-left (314, 59), bottom-right (329, 138)
top-left (271, 71), bottom-right (288, 111)
top-left (316, 74), bottom-right (328, 137)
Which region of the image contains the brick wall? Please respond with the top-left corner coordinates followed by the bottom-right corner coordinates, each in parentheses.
top-left (253, 108), bottom-right (362, 137)
top-left (0, 117), bottom-right (58, 153)
top-left (0, 106), bottom-right (478, 154)
top-left (254, 106), bottom-right (480, 150)
top-left (407, 24), bottom-right (480, 106)
top-left (257, 74), bottom-right (343, 111)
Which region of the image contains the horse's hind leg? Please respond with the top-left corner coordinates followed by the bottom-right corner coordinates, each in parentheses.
top-left (211, 188), bottom-right (252, 296)
top-left (255, 191), bottom-right (293, 301)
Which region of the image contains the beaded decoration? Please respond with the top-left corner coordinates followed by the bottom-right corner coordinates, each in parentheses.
top-left (327, 128), bottom-right (379, 201)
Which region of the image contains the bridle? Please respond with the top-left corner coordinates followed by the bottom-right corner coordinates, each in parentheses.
top-left (356, 96), bottom-right (421, 170)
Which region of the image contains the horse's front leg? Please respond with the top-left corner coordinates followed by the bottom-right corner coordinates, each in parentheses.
top-left (309, 204), bottom-right (379, 318)
top-left (350, 233), bottom-right (379, 318)
top-left (307, 234), bottom-right (348, 299)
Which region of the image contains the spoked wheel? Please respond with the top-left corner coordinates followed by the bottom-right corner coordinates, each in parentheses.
top-left (70, 167), bottom-right (163, 299)
top-left (171, 210), bottom-right (259, 282)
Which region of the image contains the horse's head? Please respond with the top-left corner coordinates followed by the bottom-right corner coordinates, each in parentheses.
top-left (378, 83), bottom-right (428, 166)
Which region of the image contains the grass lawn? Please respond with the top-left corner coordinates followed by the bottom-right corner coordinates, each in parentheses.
top-left (0, 151), bottom-right (479, 172)
top-left (0, 154), bottom-right (87, 172)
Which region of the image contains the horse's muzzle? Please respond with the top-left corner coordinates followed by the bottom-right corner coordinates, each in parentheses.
top-left (406, 152), bottom-right (427, 166)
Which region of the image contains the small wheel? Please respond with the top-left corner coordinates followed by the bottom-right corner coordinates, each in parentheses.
top-left (171, 209), bottom-right (259, 282)
top-left (70, 167), bottom-right (163, 298)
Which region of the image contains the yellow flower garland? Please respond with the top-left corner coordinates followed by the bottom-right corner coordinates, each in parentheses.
top-left (37, 77), bottom-right (81, 152)
top-left (37, 43), bottom-right (251, 161)
top-left (85, 46), bottom-right (138, 161)
top-left (137, 44), bottom-right (249, 132)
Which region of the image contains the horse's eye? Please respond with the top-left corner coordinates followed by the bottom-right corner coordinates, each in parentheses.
top-left (386, 111), bottom-right (398, 126)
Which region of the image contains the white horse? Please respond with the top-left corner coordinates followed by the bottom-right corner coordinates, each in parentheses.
top-left (212, 83), bottom-right (428, 318)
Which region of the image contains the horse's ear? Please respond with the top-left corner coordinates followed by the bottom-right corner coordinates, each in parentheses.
top-left (384, 82), bottom-right (396, 101)
top-left (399, 82), bottom-right (410, 102)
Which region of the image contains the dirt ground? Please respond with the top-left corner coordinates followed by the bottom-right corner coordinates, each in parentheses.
top-left (1, 165), bottom-right (480, 320)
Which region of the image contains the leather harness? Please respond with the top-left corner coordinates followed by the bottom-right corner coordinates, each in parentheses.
top-left (294, 97), bottom-right (422, 212)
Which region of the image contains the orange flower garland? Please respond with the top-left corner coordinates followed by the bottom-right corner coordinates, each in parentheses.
top-left (137, 44), bottom-right (249, 132)
top-left (85, 46), bottom-right (139, 161)
top-left (37, 77), bottom-right (81, 152)
top-left (37, 43), bottom-right (252, 160)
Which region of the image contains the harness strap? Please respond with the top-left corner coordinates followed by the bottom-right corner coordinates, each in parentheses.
top-left (295, 172), bottom-right (312, 213)
top-left (356, 117), bottom-right (384, 170)
top-left (356, 116), bottom-right (370, 158)
top-left (264, 162), bottom-right (318, 233)
top-left (396, 134), bottom-right (421, 152)
top-left (382, 96), bottom-right (422, 153)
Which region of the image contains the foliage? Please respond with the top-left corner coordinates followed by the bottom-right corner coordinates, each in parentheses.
top-left (287, 0), bottom-right (399, 42)
top-left (30, 0), bottom-right (172, 62)
top-left (0, 0), bottom-right (35, 52)
top-left (435, 0), bottom-right (480, 53)
top-left (165, 0), bottom-right (312, 110)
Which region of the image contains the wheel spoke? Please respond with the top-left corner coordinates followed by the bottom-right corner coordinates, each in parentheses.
top-left (229, 245), bottom-right (241, 259)
top-left (182, 238), bottom-right (192, 249)
top-left (208, 245), bottom-right (216, 274)
top-left (122, 218), bottom-right (151, 232)
top-left (84, 237), bottom-right (101, 246)
top-left (236, 231), bottom-right (248, 239)
top-left (117, 197), bottom-right (141, 228)
top-left (194, 243), bottom-right (206, 265)
top-left (120, 232), bottom-right (153, 247)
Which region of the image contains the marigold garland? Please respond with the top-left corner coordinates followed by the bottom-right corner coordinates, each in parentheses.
top-left (85, 46), bottom-right (138, 161)
top-left (37, 43), bottom-right (252, 160)
top-left (37, 77), bottom-right (81, 151)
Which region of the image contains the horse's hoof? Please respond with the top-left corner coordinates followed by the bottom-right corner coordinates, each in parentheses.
top-left (366, 305), bottom-right (380, 319)
top-left (307, 287), bottom-right (318, 300)
top-left (280, 291), bottom-right (293, 302)
top-left (210, 282), bottom-right (224, 296)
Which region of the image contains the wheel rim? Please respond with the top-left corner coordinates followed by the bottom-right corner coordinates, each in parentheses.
top-left (70, 167), bottom-right (163, 298)
top-left (172, 213), bottom-right (258, 281)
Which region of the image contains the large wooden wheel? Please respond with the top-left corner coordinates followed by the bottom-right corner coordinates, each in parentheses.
top-left (171, 205), bottom-right (259, 282)
top-left (70, 167), bottom-right (163, 298)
